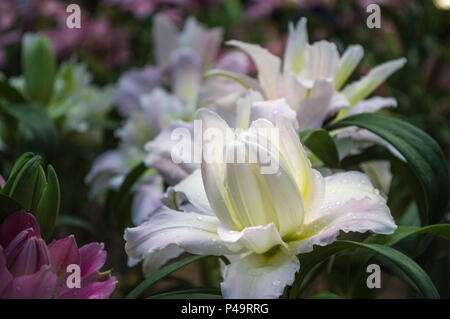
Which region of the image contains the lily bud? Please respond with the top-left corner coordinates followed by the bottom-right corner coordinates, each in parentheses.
top-left (22, 33), bottom-right (56, 105)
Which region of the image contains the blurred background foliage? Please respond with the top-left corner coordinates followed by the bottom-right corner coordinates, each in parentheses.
top-left (0, 0), bottom-right (449, 298)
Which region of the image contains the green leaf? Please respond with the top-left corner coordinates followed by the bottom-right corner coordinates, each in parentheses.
top-left (300, 128), bottom-right (340, 168)
top-left (112, 162), bottom-right (148, 229)
top-left (307, 291), bottom-right (341, 299)
top-left (0, 80), bottom-right (25, 104)
top-left (7, 155), bottom-right (41, 210)
top-left (327, 113), bottom-right (449, 225)
top-left (35, 165), bottom-right (60, 239)
top-left (291, 240), bottom-right (439, 299)
top-left (1, 152), bottom-right (34, 195)
top-left (0, 103), bottom-right (58, 152)
top-left (147, 288), bottom-right (222, 299)
top-left (22, 33), bottom-right (55, 105)
top-left (126, 255), bottom-right (209, 299)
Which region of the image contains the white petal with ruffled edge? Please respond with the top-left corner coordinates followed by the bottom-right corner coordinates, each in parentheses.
top-left (221, 249), bottom-right (299, 299)
top-left (124, 207), bottom-right (239, 263)
top-left (218, 222), bottom-right (286, 254)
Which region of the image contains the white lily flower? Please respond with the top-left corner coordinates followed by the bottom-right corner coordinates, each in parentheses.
top-left (207, 18), bottom-right (406, 131)
top-left (124, 109), bottom-right (396, 299)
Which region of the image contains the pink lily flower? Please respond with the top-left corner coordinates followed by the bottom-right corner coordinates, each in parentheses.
top-left (0, 211), bottom-right (117, 299)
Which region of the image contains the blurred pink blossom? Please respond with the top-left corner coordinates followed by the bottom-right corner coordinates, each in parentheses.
top-left (0, 211), bottom-right (117, 299)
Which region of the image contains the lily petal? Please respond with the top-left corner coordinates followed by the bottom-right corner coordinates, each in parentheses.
top-left (290, 197), bottom-right (396, 255)
top-left (283, 18), bottom-right (308, 75)
top-left (124, 207), bottom-right (238, 264)
top-left (227, 40), bottom-right (281, 99)
top-left (276, 116), bottom-right (324, 217)
top-left (347, 96), bottom-right (397, 116)
top-left (153, 14), bottom-right (179, 67)
top-left (131, 178), bottom-right (164, 225)
top-left (336, 45), bottom-right (364, 90)
top-left (221, 249), bottom-right (299, 299)
top-left (218, 222), bottom-right (286, 254)
top-left (197, 109), bottom-right (240, 229)
top-left (296, 79), bottom-right (335, 130)
top-left (141, 245), bottom-right (185, 276)
top-left (300, 41), bottom-right (340, 84)
top-left (342, 58), bottom-right (406, 105)
top-left (173, 169), bottom-right (214, 215)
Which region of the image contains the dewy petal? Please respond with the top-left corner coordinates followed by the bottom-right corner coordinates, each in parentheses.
top-left (173, 169), bottom-right (214, 215)
top-left (221, 249), bottom-right (299, 299)
top-left (197, 109), bottom-right (241, 230)
top-left (227, 40), bottom-right (281, 99)
top-left (347, 96), bottom-right (397, 116)
top-left (153, 13), bottom-right (179, 66)
top-left (0, 211), bottom-right (41, 247)
top-left (283, 18), bottom-right (308, 75)
top-left (218, 223), bottom-right (286, 254)
top-left (300, 41), bottom-right (340, 84)
top-left (7, 265), bottom-right (57, 299)
top-left (276, 116), bottom-right (324, 217)
top-left (250, 98), bottom-right (298, 131)
top-left (342, 57), bottom-right (406, 105)
top-left (288, 171), bottom-right (396, 255)
top-left (124, 207), bottom-right (239, 264)
top-left (290, 198), bottom-right (396, 255)
top-left (336, 45), bottom-right (364, 90)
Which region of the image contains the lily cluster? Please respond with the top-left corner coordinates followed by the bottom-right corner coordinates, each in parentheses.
top-left (86, 15), bottom-right (406, 298)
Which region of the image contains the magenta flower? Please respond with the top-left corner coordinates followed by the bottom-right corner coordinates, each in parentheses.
top-left (0, 211), bottom-right (117, 299)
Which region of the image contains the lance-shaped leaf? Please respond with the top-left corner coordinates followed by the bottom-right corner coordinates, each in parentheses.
top-left (1, 152), bottom-right (34, 195)
top-left (327, 113), bottom-right (449, 225)
top-left (291, 240), bottom-right (439, 299)
top-left (126, 255), bottom-right (209, 299)
top-left (6, 155), bottom-right (42, 210)
top-left (35, 165), bottom-right (60, 240)
top-left (347, 224), bottom-right (450, 297)
top-left (22, 33), bottom-right (55, 105)
top-left (300, 128), bottom-right (340, 168)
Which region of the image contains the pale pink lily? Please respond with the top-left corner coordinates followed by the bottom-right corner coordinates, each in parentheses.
top-left (207, 18), bottom-right (406, 131)
top-left (124, 109), bottom-right (396, 299)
